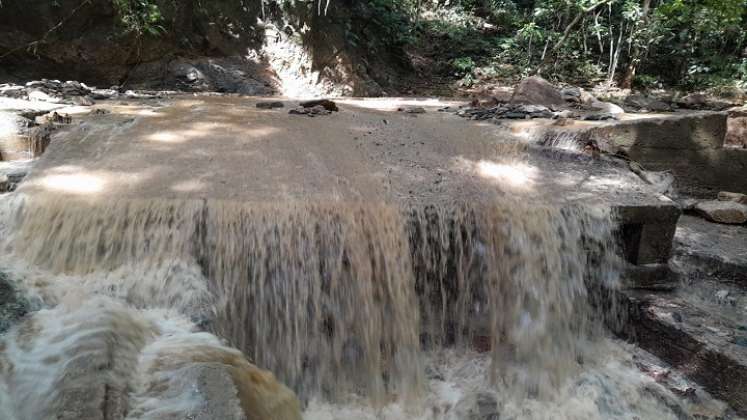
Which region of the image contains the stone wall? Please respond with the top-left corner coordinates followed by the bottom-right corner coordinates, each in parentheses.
top-left (727, 106), bottom-right (747, 148)
top-left (583, 112), bottom-right (747, 197)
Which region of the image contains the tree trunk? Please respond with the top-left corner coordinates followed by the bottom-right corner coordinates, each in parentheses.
top-left (621, 0), bottom-right (652, 89)
top-left (609, 19), bottom-right (625, 84)
top-left (535, 0), bottom-right (611, 74)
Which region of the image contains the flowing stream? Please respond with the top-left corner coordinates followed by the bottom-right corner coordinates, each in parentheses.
top-left (0, 193), bottom-right (732, 419)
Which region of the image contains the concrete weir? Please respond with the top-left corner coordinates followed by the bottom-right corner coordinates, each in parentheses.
top-left (12, 96), bottom-right (682, 270)
top-left (535, 111), bottom-right (747, 196)
top-left (9, 96), bottom-right (745, 419)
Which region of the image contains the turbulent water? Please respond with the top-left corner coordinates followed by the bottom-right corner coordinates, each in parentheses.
top-left (0, 194), bottom-right (732, 419)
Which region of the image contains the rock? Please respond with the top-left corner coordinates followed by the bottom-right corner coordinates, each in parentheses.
top-left (679, 93), bottom-right (734, 110)
top-left (91, 89), bottom-right (118, 100)
top-left (625, 94), bottom-right (672, 112)
top-left (718, 191), bottom-right (747, 205)
top-left (26, 124), bottom-right (55, 157)
top-left (135, 334), bottom-right (303, 420)
top-left (289, 106), bottom-right (332, 117)
top-left (679, 93), bottom-right (708, 108)
top-left (511, 104), bottom-right (553, 118)
top-left (641, 171), bottom-right (675, 195)
top-left (300, 99), bottom-right (339, 112)
top-left (124, 90), bottom-right (158, 100)
top-left (184, 356), bottom-right (303, 420)
top-left (0, 85), bottom-right (27, 99)
top-left (27, 89), bottom-right (61, 103)
top-left (510, 76), bottom-right (565, 107)
top-left (729, 106), bottom-right (747, 119)
top-left (7, 79), bottom-right (96, 105)
top-left (554, 109), bottom-right (580, 119)
top-left (453, 392), bottom-right (500, 420)
top-left (398, 106), bottom-right (426, 114)
top-left (695, 200), bottom-right (747, 224)
top-left (679, 198), bottom-right (699, 211)
top-left (18, 109), bottom-right (48, 121)
top-left (515, 104), bottom-right (548, 114)
top-left (48, 111), bottom-right (72, 124)
top-left (582, 112), bottom-right (618, 121)
top-left (502, 111), bottom-right (528, 119)
top-left (715, 289), bottom-right (730, 302)
top-left (256, 101), bottom-right (285, 110)
top-left (588, 100), bottom-right (625, 114)
top-left (579, 89), bottom-right (598, 105)
top-left (185, 68), bottom-right (203, 83)
top-left (0, 272), bottom-right (30, 334)
top-left (561, 86), bottom-right (582, 103)
top-left (0, 175), bottom-right (10, 193)
top-left (71, 95), bottom-right (95, 106)
top-left (457, 103), bottom-right (572, 121)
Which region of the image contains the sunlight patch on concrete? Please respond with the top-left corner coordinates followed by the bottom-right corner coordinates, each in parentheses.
top-left (38, 173), bottom-right (106, 194)
top-left (244, 125), bottom-right (281, 138)
top-left (28, 165), bottom-right (151, 196)
top-left (145, 123), bottom-right (220, 144)
top-left (145, 121), bottom-right (279, 144)
top-left (476, 160), bottom-right (537, 188)
top-left (148, 131), bottom-right (184, 143)
top-left (105, 105), bottom-right (164, 118)
top-left (171, 179), bottom-right (209, 193)
top-left (456, 157), bottom-right (537, 191)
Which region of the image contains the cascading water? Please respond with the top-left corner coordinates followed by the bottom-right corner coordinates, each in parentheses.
top-left (0, 193), bottom-right (731, 419)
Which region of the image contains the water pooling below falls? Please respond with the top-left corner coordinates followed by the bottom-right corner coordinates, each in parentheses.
top-left (0, 195), bottom-right (734, 419)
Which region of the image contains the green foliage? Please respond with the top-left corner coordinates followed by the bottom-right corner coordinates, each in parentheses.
top-left (112, 0), bottom-right (165, 36)
top-left (452, 56), bottom-right (476, 75)
top-left (360, 0), bottom-right (415, 46)
top-left (402, 0), bottom-right (747, 89)
top-left (633, 74), bottom-right (660, 89)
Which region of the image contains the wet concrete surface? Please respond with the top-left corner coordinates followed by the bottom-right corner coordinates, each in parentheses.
top-left (15, 96), bottom-right (669, 209)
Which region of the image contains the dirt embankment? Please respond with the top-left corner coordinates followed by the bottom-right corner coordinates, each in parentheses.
top-left (0, 0), bottom-right (410, 96)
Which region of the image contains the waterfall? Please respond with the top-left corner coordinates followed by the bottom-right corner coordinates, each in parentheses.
top-left (0, 193), bottom-right (624, 418)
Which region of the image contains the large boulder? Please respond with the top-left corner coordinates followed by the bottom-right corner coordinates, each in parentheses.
top-left (570, 88), bottom-right (624, 114)
top-left (1, 299), bottom-right (302, 420)
top-left (695, 200), bottom-right (747, 224)
top-left (510, 76), bottom-right (565, 107)
top-left (588, 99), bottom-right (624, 114)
